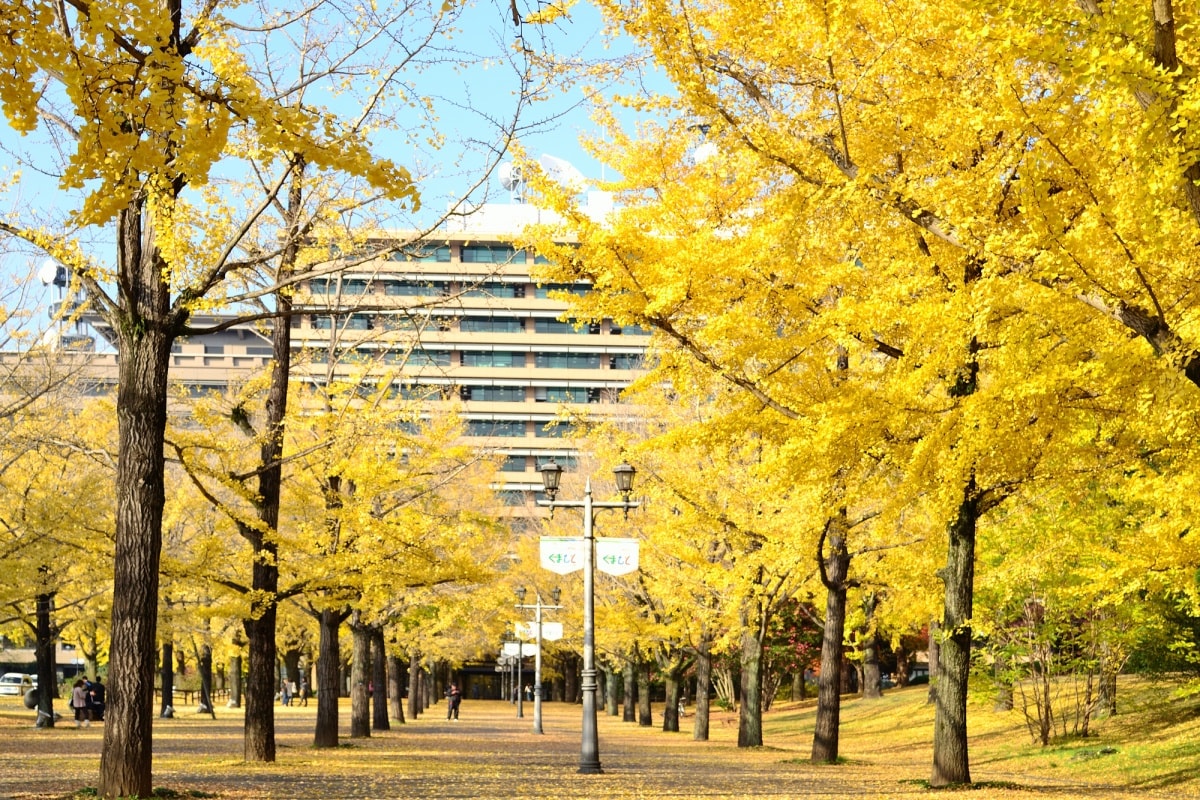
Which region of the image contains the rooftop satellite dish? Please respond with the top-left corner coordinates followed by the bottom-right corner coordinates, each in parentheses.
top-left (37, 260), bottom-right (59, 286)
top-left (538, 154), bottom-right (588, 194)
top-left (498, 162), bottom-right (524, 192)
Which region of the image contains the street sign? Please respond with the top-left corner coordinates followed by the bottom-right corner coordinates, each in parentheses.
top-left (596, 538), bottom-right (639, 576)
top-left (540, 536), bottom-right (584, 574)
top-left (541, 621), bottom-right (564, 641)
top-left (502, 642), bottom-right (533, 657)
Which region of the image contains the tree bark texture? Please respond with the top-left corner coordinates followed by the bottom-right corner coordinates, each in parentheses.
top-left (861, 593), bottom-right (883, 699)
top-left (693, 641), bottom-right (712, 742)
top-left (350, 615), bottom-right (370, 738)
top-left (35, 591), bottom-right (57, 727)
top-left (99, 267), bottom-right (173, 799)
top-left (623, 658), bottom-right (637, 722)
top-left (927, 621), bottom-right (940, 706)
top-left (637, 662), bottom-right (652, 727)
top-left (812, 516), bottom-right (850, 764)
top-left (606, 668), bottom-right (619, 716)
top-left (314, 608), bottom-right (345, 748)
top-left (159, 642), bottom-right (174, 717)
top-left (407, 652), bottom-right (421, 720)
top-left (662, 671), bottom-right (681, 732)
top-left (738, 624), bottom-right (764, 747)
top-left (931, 489), bottom-right (980, 787)
top-left (387, 654), bottom-right (405, 723)
top-left (372, 628), bottom-right (390, 731)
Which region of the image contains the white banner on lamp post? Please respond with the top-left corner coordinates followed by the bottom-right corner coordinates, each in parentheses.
top-left (596, 538), bottom-right (639, 576)
top-left (540, 536), bottom-right (584, 574)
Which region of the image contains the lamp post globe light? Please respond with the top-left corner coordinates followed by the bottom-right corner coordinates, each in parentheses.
top-left (515, 585), bottom-right (562, 735)
top-left (538, 460), bottom-right (638, 775)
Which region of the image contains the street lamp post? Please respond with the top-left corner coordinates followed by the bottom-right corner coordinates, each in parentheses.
top-left (538, 460), bottom-right (638, 775)
top-left (516, 586), bottom-right (562, 735)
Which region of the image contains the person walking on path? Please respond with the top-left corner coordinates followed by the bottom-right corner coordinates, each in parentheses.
top-left (70, 679), bottom-right (89, 728)
top-left (298, 678), bottom-right (309, 706)
top-left (88, 676), bottom-right (106, 721)
top-left (445, 682), bottom-right (462, 721)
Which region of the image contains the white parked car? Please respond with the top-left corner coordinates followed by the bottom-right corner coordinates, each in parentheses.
top-left (0, 673), bottom-right (35, 696)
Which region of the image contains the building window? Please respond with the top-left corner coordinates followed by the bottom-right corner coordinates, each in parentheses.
top-left (612, 323), bottom-right (651, 336)
top-left (534, 387), bottom-right (594, 403)
top-left (408, 349), bottom-right (452, 367)
top-left (462, 351), bottom-right (525, 368)
top-left (500, 455), bottom-right (527, 472)
top-left (462, 281), bottom-right (525, 299)
top-left (391, 245), bottom-right (451, 262)
top-left (465, 420), bottom-right (527, 437)
top-left (535, 455), bottom-right (578, 471)
top-left (610, 354), bottom-right (642, 370)
top-left (534, 282), bottom-right (590, 299)
top-left (460, 316), bottom-right (525, 333)
top-left (536, 423), bottom-right (571, 438)
top-left (534, 318), bottom-right (597, 334)
top-left (383, 280), bottom-right (449, 296)
top-left (462, 385), bottom-right (525, 402)
top-left (461, 245), bottom-right (523, 264)
top-left (534, 352), bottom-right (601, 369)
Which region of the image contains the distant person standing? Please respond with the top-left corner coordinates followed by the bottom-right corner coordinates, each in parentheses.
top-left (445, 682), bottom-right (461, 721)
top-left (88, 676), bottom-right (106, 722)
top-left (70, 679), bottom-right (89, 728)
top-left (281, 680), bottom-right (292, 707)
top-left (298, 677), bottom-right (309, 706)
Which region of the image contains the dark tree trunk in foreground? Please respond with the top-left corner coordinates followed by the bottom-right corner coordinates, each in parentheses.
top-left (198, 644), bottom-right (215, 718)
top-left (350, 614), bottom-right (370, 738)
top-left (407, 652), bottom-right (421, 720)
top-left (372, 627), bottom-right (390, 731)
top-left (637, 662), bottom-right (652, 727)
top-left (34, 590), bottom-right (58, 727)
top-left (931, 486), bottom-right (981, 787)
top-left (861, 593), bottom-right (883, 699)
top-left (99, 257), bottom-right (175, 798)
top-left (693, 640), bottom-right (712, 741)
top-left (812, 514), bottom-right (851, 763)
top-left (927, 621), bottom-right (940, 705)
top-left (663, 670), bottom-right (681, 733)
top-left (607, 668), bottom-right (619, 716)
top-left (314, 608), bottom-right (348, 748)
top-left (159, 642), bottom-right (174, 717)
top-left (242, 247), bottom-right (295, 762)
top-left (738, 622), bottom-right (765, 747)
top-left (387, 654), bottom-right (405, 723)
top-left (623, 657), bottom-right (637, 722)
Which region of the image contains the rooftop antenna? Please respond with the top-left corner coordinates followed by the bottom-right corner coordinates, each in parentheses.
top-left (498, 162), bottom-right (525, 203)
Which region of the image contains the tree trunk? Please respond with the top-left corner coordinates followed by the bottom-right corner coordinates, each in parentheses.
top-left (812, 515), bottom-right (850, 764)
top-left (371, 627), bottom-right (389, 731)
top-left (738, 625), bottom-right (764, 747)
top-left (159, 642), bottom-right (174, 717)
top-left (198, 644), bottom-right (215, 717)
top-left (407, 652), bottom-right (421, 720)
top-left (637, 662), bottom-right (652, 727)
top-left (387, 654), bottom-right (405, 723)
top-left (228, 654), bottom-right (242, 708)
top-left (349, 614), bottom-right (370, 738)
top-left (693, 640), bottom-right (712, 742)
top-left (623, 658), bottom-right (637, 722)
top-left (927, 621), bottom-right (940, 705)
top-left (931, 488), bottom-right (980, 787)
top-left (242, 271), bottom-right (293, 762)
top-left (862, 593), bottom-right (883, 699)
top-left (314, 608), bottom-right (345, 748)
top-left (34, 590), bottom-right (58, 727)
top-left (895, 646), bottom-right (911, 689)
top-left (606, 668), bottom-right (619, 716)
top-left (99, 275), bottom-right (174, 799)
top-left (663, 670), bottom-right (681, 732)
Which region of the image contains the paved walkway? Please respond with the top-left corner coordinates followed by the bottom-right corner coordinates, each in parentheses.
top-left (0, 698), bottom-right (1180, 799)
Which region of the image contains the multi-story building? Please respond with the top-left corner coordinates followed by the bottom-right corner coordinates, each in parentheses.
top-left (288, 201), bottom-right (648, 515)
top-left (76, 200), bottom-right (648, 514)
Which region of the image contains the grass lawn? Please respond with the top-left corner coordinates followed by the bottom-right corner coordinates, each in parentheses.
top-left (1, 676), bottom-right (1198, 799)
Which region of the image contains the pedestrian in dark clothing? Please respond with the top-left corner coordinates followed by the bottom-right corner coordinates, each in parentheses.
top-left (88, 677), bottom-right (106, 721)
top-left (445, 682), bottom-right (461, 720)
